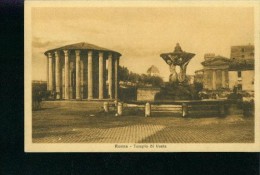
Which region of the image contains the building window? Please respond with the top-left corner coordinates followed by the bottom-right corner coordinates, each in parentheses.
top-left (241, 48), bottom-right (245, 52)
top-left (250, 52), bottom-right (254, 56)
top-left (238, 71), bottom-right (241, 78)
top-left (241, 55), bottom-right (244, 58)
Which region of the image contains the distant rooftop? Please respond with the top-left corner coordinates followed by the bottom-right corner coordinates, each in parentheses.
top-left (231, 44), bottom-right (254, 48)
top-left (147, 65), bottom-right (160, 74)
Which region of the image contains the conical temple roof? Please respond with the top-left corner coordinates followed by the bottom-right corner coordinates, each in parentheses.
top-left (44, 42), bottom-right (121, 56)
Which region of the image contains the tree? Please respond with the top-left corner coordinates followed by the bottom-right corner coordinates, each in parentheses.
top-left (118, 65), bottom-right (164, 87)
top-left (146, 75), bottom-right (163, 87)
top-left (118, 66), bottom-right (129, 81)
top-left (129, 72), bottom-right (139, 82)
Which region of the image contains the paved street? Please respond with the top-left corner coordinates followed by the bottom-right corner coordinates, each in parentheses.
top-left (32, 101), bottom-right (254, 143)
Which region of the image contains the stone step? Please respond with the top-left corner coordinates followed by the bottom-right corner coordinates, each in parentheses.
top-left (41, 101), bottom-right (104, 110)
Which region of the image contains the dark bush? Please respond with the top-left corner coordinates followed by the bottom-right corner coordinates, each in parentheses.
top-left (32, 87), bottom-right (43, 110)
top-left (32, 82), bottom-right (47, 110)
top-left (227, 86), bottom-right (242, 100)
top-left (119, 87), bottom-right (137, 102)
top-left (242, 100), bottom-right (254, 117)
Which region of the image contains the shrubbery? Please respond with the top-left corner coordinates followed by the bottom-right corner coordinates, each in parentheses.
top-left (32, 82), bottom-right (47, 110)
top-left (227, 86), bottom-right (254, 117)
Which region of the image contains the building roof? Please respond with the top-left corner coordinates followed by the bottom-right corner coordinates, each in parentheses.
top-left (195, 69), bottom-right (204, 73)
top-left (201, 55), bottom-right (230, 66)
top-left (229, 58), bottom-right (254, 71)
top-left (44, 42), bottom-right (121, 56)
top-left (231, 44), bottom-right (254, 48)
top-left (199, 54), bottom-right (254, 71)
top-left (147, 65), bottom-right (160, 74)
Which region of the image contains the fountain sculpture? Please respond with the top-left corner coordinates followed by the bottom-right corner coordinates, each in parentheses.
top-left (161, 43), bottom-right (195, 83)
top-left (155, 43), bottom-right (198, 100)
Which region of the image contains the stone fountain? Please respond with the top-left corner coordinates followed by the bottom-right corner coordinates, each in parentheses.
top-left (134, 43), bottom-right (227, 118)
top-left (155, 43), bottom-right (198, 100)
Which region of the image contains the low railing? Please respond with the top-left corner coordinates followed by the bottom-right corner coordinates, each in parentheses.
top-left (103, 99), bottom-right (228, 117)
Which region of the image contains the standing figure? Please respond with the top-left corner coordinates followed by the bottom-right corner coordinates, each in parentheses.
top-left (178, 59), bottom-right (190, 83)
top-left (167, 60), bottom-right (178, 82)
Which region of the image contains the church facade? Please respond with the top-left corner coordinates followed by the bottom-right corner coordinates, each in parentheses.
top-left (44, 42), bottom-right (121, 100)
top-left (195, 44), bottom-right (255, 92)
top-left (200, 53), bottom-right (230, 90)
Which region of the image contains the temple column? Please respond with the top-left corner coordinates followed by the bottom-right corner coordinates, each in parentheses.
top-left (222, 70), bottom-right (226, 88)
top-left (108, 53), bottom-right (113, 99)
top-left (62, 68), bottom-right (65, 98)
top-left (69, 69), bottom-right (73, 99)
top-left (46, 56), bottom-right (49, 90)
top-left (203, 69), bottom-right (208, 89)
top-left (212, 69), bottom-right (216, 90)
top-left (55, 51), bottom-right (61, 99)
top-left (114, 55), bottom-right (119, 100)
top-left (88, 51), bottom-right (93, 99)
top-left (64, 50), bottom-right (70, 100)
top-left (98, 52), bottom-right (104, 99)
top-left (47, 53), bottom-right (53, 91)
top-left (80, 58), bottom-right (84, 99)
top-left (75, 50), bottom-right (81, 100)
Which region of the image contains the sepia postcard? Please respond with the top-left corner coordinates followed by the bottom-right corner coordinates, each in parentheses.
top-left (25, 0), bottom-right (260, 152)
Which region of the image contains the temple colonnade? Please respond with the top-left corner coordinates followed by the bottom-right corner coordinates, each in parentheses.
top-left (203, 68), bottom-right (228, 90)
top-left (45, 43), bottom-right (121, 100)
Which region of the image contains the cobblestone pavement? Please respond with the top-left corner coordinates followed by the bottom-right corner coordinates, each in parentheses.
top-left (32, 101), bottom-right (254, 143)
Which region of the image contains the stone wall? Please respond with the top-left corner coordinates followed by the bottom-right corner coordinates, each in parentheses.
top-left (137, 87), bottom-right (161, 101)
top-left (242, 70), bottom-right (254, 91)
top-left (228, 70), bottom-right (254, 91)
top-left (228, 71), bottom-right (237, 90)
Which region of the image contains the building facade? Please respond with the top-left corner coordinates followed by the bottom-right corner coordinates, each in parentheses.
top-left (228, 69), bottom-right (254, 91)
top-left (229, 44), bottom-right (254, 91)
top-left (201, 53), bottom-right (230, 90)
top-left (44, 42), bottom-right (121, 100)
top-left (194, 44), bottom-right (255, 92)
top-left (230, 44), bottom-right (254, 60)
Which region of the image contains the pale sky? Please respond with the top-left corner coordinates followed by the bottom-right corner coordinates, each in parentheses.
top-left (31, 7), bottom-right (254, 81)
